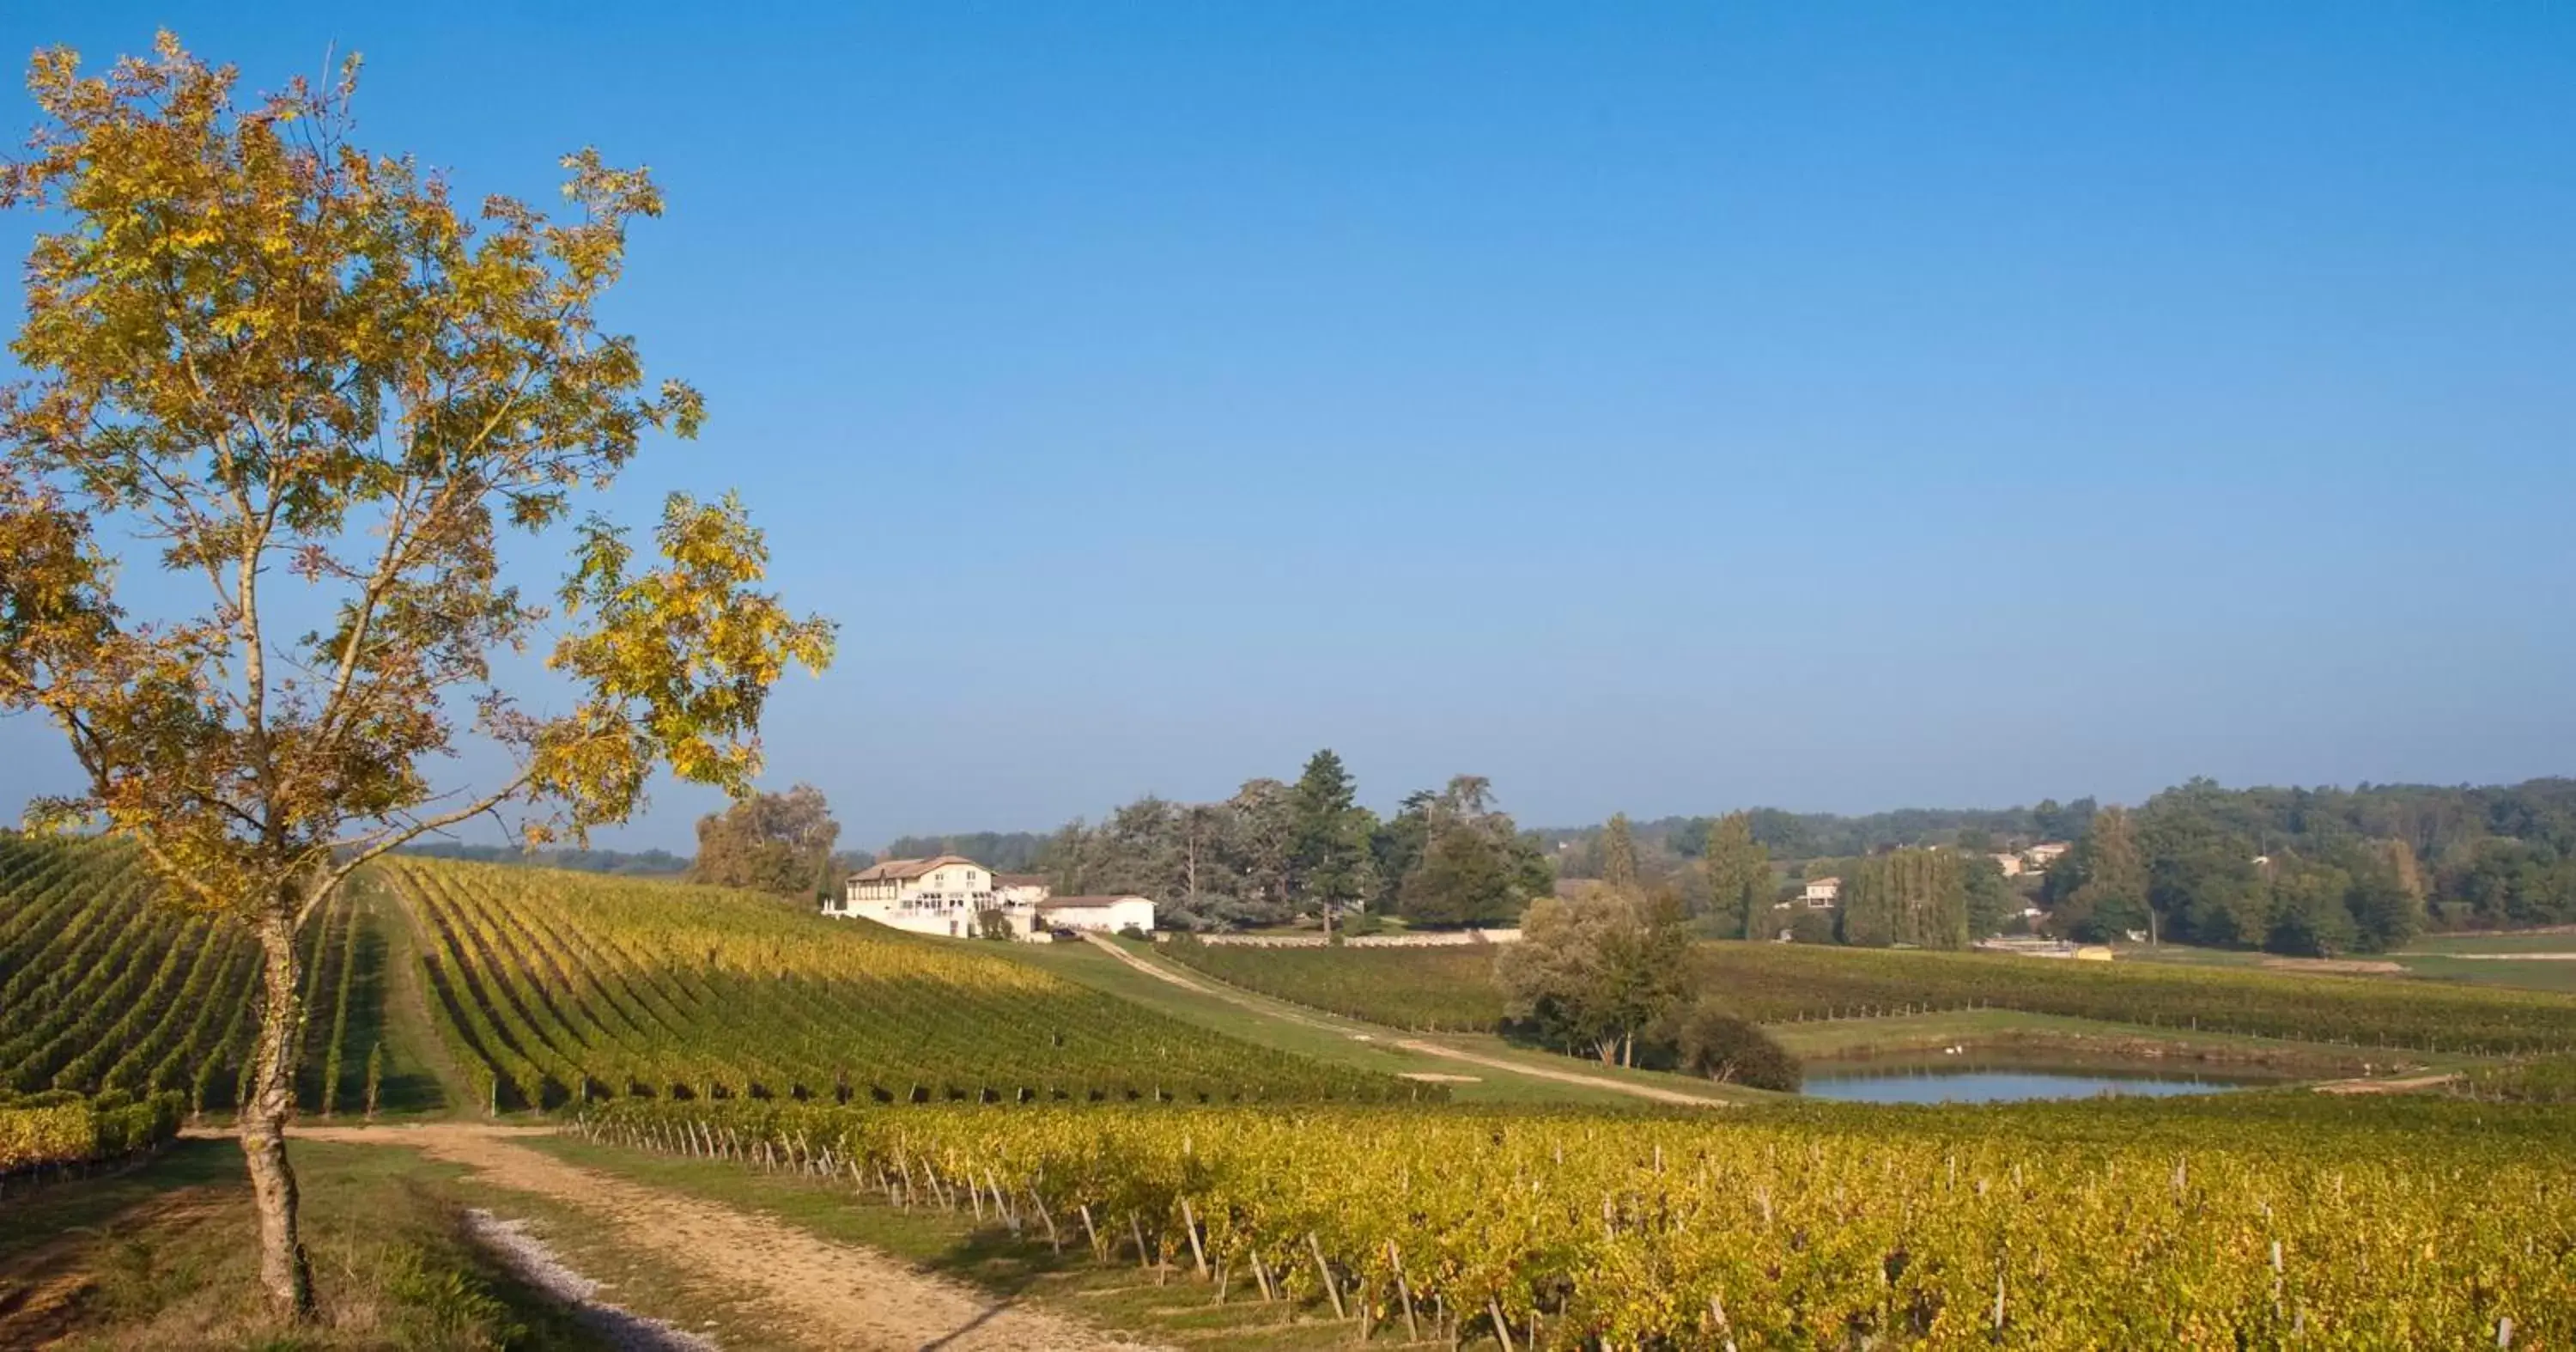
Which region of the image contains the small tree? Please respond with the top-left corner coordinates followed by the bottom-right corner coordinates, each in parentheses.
top-left (0, 38), bottom-right (833, 1316)
top-left (1495, 886), bottom-right (1690, 1066)
top-left (1668, 997), bottom-right (1801, 1092)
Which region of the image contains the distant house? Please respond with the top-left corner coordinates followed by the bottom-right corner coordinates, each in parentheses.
top-left (1801, 876), bottom-right (1842, 906)
top-left (827, 862), bottom-right (1154, 941)
top-left (1990, 852), bottom-right (2026, 878)
top-left (829, 856), bottom-right (994, 937)
top-left (2023, 842), bottom-right (2072, 869)
top-left (1035, 894), bottom-right (1157, 936)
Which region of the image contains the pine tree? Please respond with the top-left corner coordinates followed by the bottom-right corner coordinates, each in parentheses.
top-left (1289, 750), bottom-right (1370, 931)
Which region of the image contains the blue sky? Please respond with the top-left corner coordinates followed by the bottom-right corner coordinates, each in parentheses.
top-left (3, 4), bottom-right (2573, 849)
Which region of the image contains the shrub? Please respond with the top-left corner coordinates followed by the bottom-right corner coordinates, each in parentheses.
top-left (1670, 999), bottom-right (1801, 1092)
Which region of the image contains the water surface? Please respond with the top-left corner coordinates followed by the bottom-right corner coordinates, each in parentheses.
top-left (1803, 1063), bottom-right (2259, 1105)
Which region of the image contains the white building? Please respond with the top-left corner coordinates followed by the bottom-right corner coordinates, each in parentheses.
top-left (1035, 895), bottom-right (1157, 936)
top-left (993, 873), bottom-right (1051, 910)
top-left (1801, 875), bottom-right (1842, 906)
top-left (1990, 852), bottom-right (2026, 878)
top-left (828, 856), bottom-right (995, 937)
top-left (826, 861), bottom-right (1157, 941)
top-left (2024, 842), bottom-right (2072, 869)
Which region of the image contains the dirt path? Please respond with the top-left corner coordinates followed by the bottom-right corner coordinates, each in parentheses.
top-left (1386, 1039), bottom-right (1728, 1107)
top-left (1082, 935), bottom-right (1728, 1109)
top-left (296, 1124), bottom-right (1165, 1352)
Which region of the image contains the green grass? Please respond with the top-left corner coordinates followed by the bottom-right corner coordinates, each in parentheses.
top-left (1000, 940), bottom-right (1763, 1106)
top-left (0, 1137), bottom-right (607, 1350)
top-left (2391, 953), bottom-right (2576, 994)
top-left (1765, 1007), bottom-right (2451, 1077)
top-left (1157, 941), bottom-right (1506, 1030)
top-left (2111, 935), bottom-right (2576, 996)
top-left (343, 876), bottom-right (459, 1119)
top-left (2403, 930), bottom-right (2576, 954)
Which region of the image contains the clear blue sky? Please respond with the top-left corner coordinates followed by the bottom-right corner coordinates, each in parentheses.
top-left (4, 4), bottom-right (2573, 850)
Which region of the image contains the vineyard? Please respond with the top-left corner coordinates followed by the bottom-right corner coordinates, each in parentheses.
top-left (0, 1091), bottom-right (184, 1179)
top-left (387, 857), bottom-right (1431, 1109)
top-left (1163, 935), bottom-right (2576, 1055)
top-left (0, 835), bottom-right (381, 1117)
top-left (579, 1093), bottom-right (2573, 1348)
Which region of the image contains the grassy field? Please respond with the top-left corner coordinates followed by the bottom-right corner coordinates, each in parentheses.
top-left (0, 1137), bottom-right (607, 1349)
top-left (1002, 938), bottom-right (1768, 1106)
top-left (1766, 1007), bottom-right (2450, 1077)
top-left (2115, 935), bottom-right (2576, 995)
top-left (2390, 953), bottom-right (2576, 994)
top-left (2403, 930), bottom-right (2576, 953)
top-left (1158, 941), bottom-right (1505, 1030)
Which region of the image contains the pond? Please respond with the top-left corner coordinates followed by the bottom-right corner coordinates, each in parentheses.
top-left (1801, 1060), bottom-right (2271, 1105)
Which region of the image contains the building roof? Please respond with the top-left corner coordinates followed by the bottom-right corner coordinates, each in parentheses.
top-left (1807, 875), bottom-right (1841, 886)
top-left (848, 855), bottom-right (982, 883)
top-left (994, 874), bottom-right (1049, 888)
top-left (1036, 894), bottom-right (1152, 911)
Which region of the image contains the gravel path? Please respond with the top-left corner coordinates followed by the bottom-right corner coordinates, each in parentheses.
top-left (461, 1208), bottom-right (719, 1351)
top-left (297, 1124), bottom-right (1167, 1352)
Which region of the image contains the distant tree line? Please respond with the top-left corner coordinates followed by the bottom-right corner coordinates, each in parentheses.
top-left (1031, 752), bottom-right (1555, 931)
top-left (1540, 798), bottom-right (2099, 881)
top-left (2038, 778), bottom-right (2576, 953)
top-left (879, 831), bottom-right (1050, 874)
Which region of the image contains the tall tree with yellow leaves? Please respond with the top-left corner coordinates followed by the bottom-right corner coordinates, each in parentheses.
top-left (0, 37), bottom-right (832, 1316)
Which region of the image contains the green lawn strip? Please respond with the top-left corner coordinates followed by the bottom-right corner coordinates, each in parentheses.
top-left (2402, 930), bottom-right (2576, 955)
top-left (2393, 954), bottom-right (2576, 995)
top-left (521, 1134), bottom-right (1382, 1351)
top-left (1004, 939), bottom-right (1753, 1107)
top-left (2117, 934), bottom-right (2576, 996)
top-left (0, 1137), bottom-right (606, 1349)
top-left (367, 869), bottom-right (473, 1118)
top-left (1764, 1007), bottom-right (2470, 1077)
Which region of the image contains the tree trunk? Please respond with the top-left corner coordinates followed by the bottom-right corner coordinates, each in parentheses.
top-left (241, 905), bottom-right (315, 1318)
